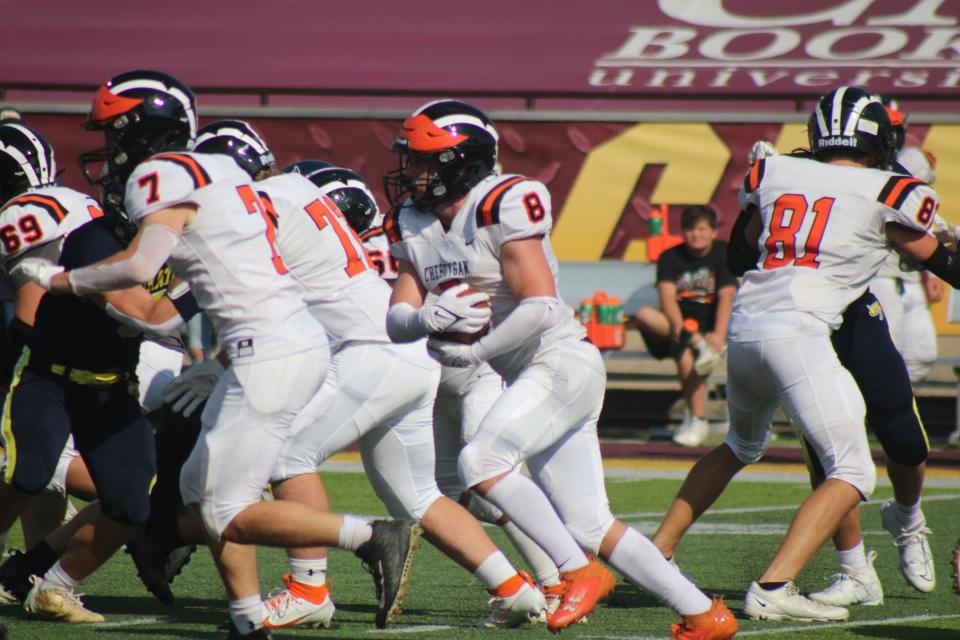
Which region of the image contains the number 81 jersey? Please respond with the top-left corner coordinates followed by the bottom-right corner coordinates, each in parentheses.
top-left (734, 153), bottom-right (938, 331)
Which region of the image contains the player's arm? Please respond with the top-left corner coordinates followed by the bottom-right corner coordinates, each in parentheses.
top-left (885, 222), bottom-right (960, 288)
top-left (95, 281), bottom-right (196, 336)
top-left (386, 258), bottom-right (488, 343)
top-left (727, 207), bottom-right (762, 276)
top-left (44, 206), bottom-right (194, 295)
top-left (461, 236), bottom-right (565, 363)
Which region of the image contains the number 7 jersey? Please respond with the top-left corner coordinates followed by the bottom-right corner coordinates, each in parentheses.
top-left (734, 153), bottom-right (938, 333)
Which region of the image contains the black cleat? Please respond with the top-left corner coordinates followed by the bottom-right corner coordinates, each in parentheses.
top-left (227, 622), bottom-right (272, 639)
top-left (0, 550), bottom-right (32, 603)
top-left (354, 519), bottom-right (422, 628)
top-left (126, 526), bottom-right (195, 605)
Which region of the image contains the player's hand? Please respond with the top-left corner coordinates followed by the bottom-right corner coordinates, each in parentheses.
top-left (427, 338), bottom-right (481, 368)
top-left (419, 284), bottom-right (491, 333)
top-left (747, 140), bottom-right (777, 164)
top-left (161, 358), bottom-right (225, 418)
top-left (11, 258), bottom-right (64, 291)
top-left (705, 332), bottom-right (725, 352)
top-left (924, 275), bottom-right (945, 304)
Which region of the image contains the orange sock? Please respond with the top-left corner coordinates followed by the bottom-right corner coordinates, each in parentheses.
top-left (288, 578), bottom-right (330, 604)
top-left (489, 573), bottom-right (526, 597)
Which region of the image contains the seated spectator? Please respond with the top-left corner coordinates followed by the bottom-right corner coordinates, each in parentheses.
top-left (633, 205), bottom-right (737, 446)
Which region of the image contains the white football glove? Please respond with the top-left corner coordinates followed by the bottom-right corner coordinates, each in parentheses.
top-left (419, 284), bottom-right (491, 334)
top-left (427, 338), bottom-right (481, 368)
top-left (747, 140), bottom-right (778, 164)
top-left (11, 258), bottom-right (64, 290)
top-left (161, 358), bottom-right (225, 418)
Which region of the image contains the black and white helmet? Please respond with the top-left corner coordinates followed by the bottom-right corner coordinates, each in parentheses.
top-left (285, 160), bottom-right (380, 234)
top-left (194, 119), bottom-right (276, 179)
top-left (0, 122), bottom-right (57, 206)
top-left (79, 69), bottom-right (197, 188)
top-left (808, 86), bottom-right (896, 170)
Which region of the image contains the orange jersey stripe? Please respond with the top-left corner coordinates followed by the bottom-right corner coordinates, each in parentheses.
top-left (883, 177), bottom-right (922, 209)
top-left (7, 194), bottom-right (67, 222)
top-left (479, 177), bottom-right (526, 227)
top-left (153, 153), bottom-right (211, 189)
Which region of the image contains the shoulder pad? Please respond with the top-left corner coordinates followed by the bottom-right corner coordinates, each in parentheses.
top-left (877, 174), bottom-right (925, 210)
top-left (742, 159), bottom-right (766, 195)
top-left (474, 176), bottom-right (530, 228)
top-left (150, 153), bottom-right (213, 190)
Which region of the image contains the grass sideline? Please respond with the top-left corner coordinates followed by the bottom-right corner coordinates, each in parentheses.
top-left (0, 470), bottom-right (958, 639)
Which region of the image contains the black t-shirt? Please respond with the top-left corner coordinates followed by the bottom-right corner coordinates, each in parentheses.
top-left (29, 218), bottom-right (141, 373)
top-left (656, 241), bottom-right (738, 317)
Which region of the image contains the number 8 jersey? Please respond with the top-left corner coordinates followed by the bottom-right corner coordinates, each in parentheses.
top-left (732, 153), bottom-right (938, 338)
top-left (124, 152), bottom-right (326, 363)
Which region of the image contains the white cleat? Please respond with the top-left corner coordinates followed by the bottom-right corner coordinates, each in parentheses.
top-left (22, 575), bottom-right (105, 623)
top-left (744, 581), bottom-right (848, 622)
top-left (262, 575), bottom-right (335, 630)
top-left (480, 579), bottom-right (546, 628)
top-left (810, 550), bottom-right (884, 606)
top-left (880, 499), bottom-right (936, 593)
top-left (673, 417), bottom-right (709, 447)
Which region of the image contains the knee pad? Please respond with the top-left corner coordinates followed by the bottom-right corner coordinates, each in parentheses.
top-left (563, 506), bottom-right (615, 555)
top-left (99, 480), bottom-right (152, 525)
top-left (868, 401), bottom-right (928, 466)
top-left (723, 430), bottom-right (766, 465)
top-left (826, 457), bottom-right (877, 500)
top-left (457, 439), bottom-right (519, 489)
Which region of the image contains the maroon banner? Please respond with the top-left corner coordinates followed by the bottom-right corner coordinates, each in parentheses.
top-left (1, 1), bottom-right (958, 100)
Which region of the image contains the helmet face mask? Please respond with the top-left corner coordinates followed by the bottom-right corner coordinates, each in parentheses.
top-left (285, 160), bottom-right (380, 234)
top-left (0, 122), bottom-right (57, 205)
top-left (808, 86), bottom-right (896, 170)
top-left (80, 70), bottom-right (197, 191)
top-left (383, 99), bottom-right (498, 211)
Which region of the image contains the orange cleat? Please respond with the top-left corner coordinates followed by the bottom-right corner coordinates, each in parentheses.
top-left (670, 596), bottom-right (738, 640)
top-left (547, 559), bottom-right (615, 633)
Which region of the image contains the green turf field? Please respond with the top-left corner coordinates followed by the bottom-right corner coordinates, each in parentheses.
top-left (1, 469), bottom-right (958, 639)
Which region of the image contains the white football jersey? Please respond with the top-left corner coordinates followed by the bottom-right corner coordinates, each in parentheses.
top-left (124, 152), bottom-right (326, 363)
top-left (733, 154), bottom-right (938, 338)
top-left (876, 146), bottom-right (937, 281)
top-left (0, 185), bottom-right (102, 269)
top-left (255, 173), bottom-right (391, 346)
top-left (361, 226), bottom-right (399, 281)
top-left (388, 173), bottom-right (584, 379)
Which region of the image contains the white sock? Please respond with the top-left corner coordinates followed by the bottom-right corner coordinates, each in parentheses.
top-left (608, 526), bottom-right (711, 616)
top-left (837, 541), bottom-right (868, 574)
top-left (230, 593), bottom-right (264, 634)
top-left (502, 520), bottom-right (561, 587)
top-left (474, 550), bottom-right (518, 591)
top-left (895, 500), bottom-right (923, 530)
top-left (484, 472), bottom-right (588, 573)
top-left (41, 561), bottom-right (78, 592)
top-left (337, 515), bottom-right (373, 552)
top-left (289, 557), bottom-right (328, 586)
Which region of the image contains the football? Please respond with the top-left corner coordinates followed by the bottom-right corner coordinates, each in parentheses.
top-left (433, 280), bottom-right (490, 344)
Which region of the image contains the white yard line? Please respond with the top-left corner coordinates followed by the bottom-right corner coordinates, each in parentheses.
top-left (370, 624), bottom-right (455, 633)
top-left (93, 616), bottom-right (166, 627)
top-left (578, 613), bottom-right (960, 640)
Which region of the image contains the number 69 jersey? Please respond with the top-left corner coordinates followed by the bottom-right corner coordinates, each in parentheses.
top-left (124, 152), bottom-right (326, 363)
top-left (0, 185), bottom-right (102, 275)
top-left (733, 153), bottom-right (938, 337)
top-left (387, 173), bottom-right (584, 380)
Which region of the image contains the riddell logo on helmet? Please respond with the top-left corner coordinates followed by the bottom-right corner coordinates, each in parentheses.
top-left (817, 137), bottom-right (857, 148)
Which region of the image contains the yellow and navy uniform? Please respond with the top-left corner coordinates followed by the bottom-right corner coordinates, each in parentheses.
top-left (2, 217), bottom-right (155, 525)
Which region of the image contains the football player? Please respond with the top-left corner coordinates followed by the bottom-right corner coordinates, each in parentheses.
top-left (190, 122), bottom-right (545, 630)
top-left (17, 71), bottom-right (419, 640)
top-left (0, 121), bottom-right (197, 621)
top-left (652, 86), bottom-right (956, 622)
top-left (293, 160), bottom-right (565, 623)
top-left (382, 99), bottom-right (736, 638)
